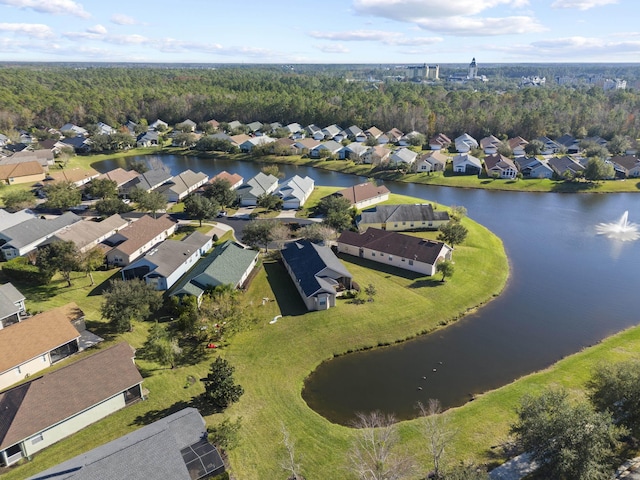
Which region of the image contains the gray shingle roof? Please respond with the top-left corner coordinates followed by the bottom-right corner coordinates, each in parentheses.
top-left (236, 172), bottom-right (278, 198)
top-left (359, 204), bottom-right (449, 226)
top-left (0, 283), bottom-right (24, 321)
top-left (0, 212), bottom-right (82, 250)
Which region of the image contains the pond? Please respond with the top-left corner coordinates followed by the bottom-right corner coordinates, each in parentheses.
top-left (94, 155), bottom-right (640, 424)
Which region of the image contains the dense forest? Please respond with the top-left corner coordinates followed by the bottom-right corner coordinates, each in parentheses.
top-left (0, 65), bottom-right (639, 141)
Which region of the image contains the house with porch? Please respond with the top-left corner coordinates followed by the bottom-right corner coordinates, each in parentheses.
top-left (95, 167), bottom-right (139, 190)
top-left (209, 171), bottom-right (243, 190)
top-left (275, 175), bottom-right (315, 209)
top-left (310, 140), bottom-right (343, 159)
top-left (104, 214), bottom-right (178, 267)
top-left (27, 407), bottom-right (225, 480)
top-left (454, 133), bottom-right (478, 153)
top-left (281, 240), bottom-right (353, 311)
top-left (157, 170), bottom-right (209, 202)
top-left (170, 240), bottom-right (259, 304)
top-left (507, 136), bottom-right (529, 157)
top-left (0, 161), bottom-right (46, 185)
top-left (480, 135), bottom-right (502, 154)
top-left (415, 151), bottom-right (448, 173)
top-left (610, 155), bottom-right (640, 178)
top-left (484, 153), bottom-right (518, 179)
top-left (0, 342), bottom-right (143, 467)
top-left (121, 232), bottom-right (212, 291)
top-left (236, 172), bottom-right (279, 206)
top-left (0, 303), bottom-right (84, 391)
top-left (239, 136), bottom-right (276, 153)
top-left (357, 204), bottom-right (450, 232)
top-left (337, 228), bottom-right (452, 276)
top-left (362, 145), bottom-right (392, 166)
top-left (48, 214), bottom-right (131, 253)
top-left (548, 155), bottom-right (585, 178)
top-left (429, 133), bottom-right (452, 151)
top-left (339, 142), bottom-right (368, 161)
top-left (136, 131), bottom-right (159, 148)
top-left (334, 182), bottom-right (390, 210)
top-left (515, 157), bottom-right (554, 179)
top-left (452, 153), bottom-right (483, 175)
top-left (389, 147), bottom-right (418, 167)
top-left (0, 283), bottom-right (26, 330)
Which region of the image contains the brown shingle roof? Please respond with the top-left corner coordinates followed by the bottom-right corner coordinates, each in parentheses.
top-left (0, 303), bottom-right (82, 374)
top-left (97, 168), bottom-right (139, 187)
top-left (47, 167), bottom-right (99, 184)
top-left (109, 214), bottom-right (177, 256)
top-left (0, 161), bottom-right (44, 181)
top-left (0, 342), bottom-right (142, 449)
top-left (211, 171), bottom-right (243, 186)
top-left (336, 183), bottom-right (390, 206)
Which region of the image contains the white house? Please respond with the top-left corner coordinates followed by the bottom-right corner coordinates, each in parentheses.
top-left (389, 147), bottom-right (418, 166)
top-left (454, 133), bottom-right (478, 153)
top-left (158, 170), bottom-right (209, 202)
top-left (0, 283), bottom-right (26, 330)
top-left (339, 142), bottom-right (368, 161)
top-left (310, 140), bottom-right (343, 158)
top-left (415, 151), bottom-right (448, 172)
top-left (452, 153), bottom-right (483, 175)
top-left (236, 172), bottom-right (279, 207)
top-left (275, 175), bottom-right (315, 209)
top-left (239, 136), bottom-right (276, 153)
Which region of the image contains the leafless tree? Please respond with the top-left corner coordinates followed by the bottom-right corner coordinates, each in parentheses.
top-left (280, 423), bottom-right (304, 480)
top-left (417, 399), bottom-right (457, 479)
top-left (347, 411), bottom-right (415, 480)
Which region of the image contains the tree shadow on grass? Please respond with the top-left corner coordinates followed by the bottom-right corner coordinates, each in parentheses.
top-left (409, 278), bottom-right (445, 289)
top-left (87, 269), bottom-right (124, 296)
top-left (131, 400), bottom-right (192, 426)
top-left (263, 261), bottom-right (308, 317)
top-left (337, 253), bottom-right (424, 282)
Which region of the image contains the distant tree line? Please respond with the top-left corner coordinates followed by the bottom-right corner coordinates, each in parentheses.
top-left (0, 66), bottom-right (639, 142)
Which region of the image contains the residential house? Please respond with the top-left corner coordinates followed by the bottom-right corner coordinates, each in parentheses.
top-left (362, 145), bottom-right (392, 166)
top-left (429, 133), bottom-right (452, 151)
top-left (122, 169), bottom-right (173, 195)
top-left (292, 138), bottom-right (320, 154)
top-left (0, 283), bottom-right (26, 330)
top-left (344, 125), bottom-right (364, 141)
top-left (484, 153), bottom-right (518, 179)
top-left (236, 172), bottom-right (279, 207)
top-left (37, 138), bottom-right (61, 156)
top-left (284, 123), bottom-right (303, 136)
top-left (0, 342), bottom-right (143, 467)
top-left (96, 122), bottom-right (115, 136)
top-left (452, 153), bottom-right (483, 175)
top-left (507, 136), bottom-right (529, 157)
top-left (339, 142), bottom-right (368, 161)
top-left (0, 212), bottom-right (82, 260)
top-left (0, 303), bottom-right (84, 391)
top-left (536, 136), bottom-right (561, 155)
top-left (149, 119), bottom-right (168, 131)
top-left (275, 175), bottom-right (315, 209)
top-left (229, 134), bottom-right (251, 147)
top-left (239, 136), bottom-right (276, 153)
top-left (334, 182), bottom-right (391, 210)
top-left (611, 155), bottom-right (640, 178)
top-left (46, 167), bottom-right (100, 187)
top-left (124, 120), bottom-right (138, 136)
top-left (104, 214), bottom-right (178, 267)
top-left (321, 124), bottom-right (342, 140)
top-left (270, 122), bottom-right (283, 130)
top-left (3, 149), bottom-right (55, 168)
top-left (547, 155), bottom-right (585, 178)
top-left (365, 126), bottom-right (383, 140)
top-left (121, 232), bottom-right (213, 291)
top-left (454, 133), bottom-right (478, 153)
top-left (48, 214), bottom-right (131, 253)
top-left (0, 161), bottom-right (45, 185)
top-left (27, 407), bottom-right (225, 480)
top-left (207, 119), bottom-right (220, 131)
top-left (60, 124), bottom-right (88, 137)
top-left (337, 228), bottom-right (452, 276)
top-left (95, 167), bottom-right (139, 189)
top-left (415, 151), bottom-right (448, 173)
top-left (515, 156), bottom-right (554, 179)
top-left (209, 171), bottom-right (243, 190)
top-left (305, 124), bottom-right (323, 140)
top-left (386, 128), bottom-right (404, 144)
top-left (556, 133), bottom-right (580, 154)
top-left (0, 209), bottom-right (37, 235)
top-left (310, 140), bottom-right (342, 159)
top-left (246, 121), bottom-right (263, 133)
top-left (0, 133), bottom-right (8, 147)
top-left (157, 170), bottom-right (209, 202)
top-left (59, 136), bottom-right (92, 153)
top-left (480, 135), bottom-right (502, 154)
top-left (226, 120), bottom-right (243, 131)
top-left (170, 240), bottom-right (259, 304)
top-left (357, 204), bottom-right (450, 232)
top-left (389, 147), bottom-right (418, 167)
top-left (398, 131), bottom-right (422, 147)
top-left (281, 240), bottom-right (353, 311)
top-left (136, 131), bottom-right (159, 148)
top-left (177, 119), bottom-right (197, 132)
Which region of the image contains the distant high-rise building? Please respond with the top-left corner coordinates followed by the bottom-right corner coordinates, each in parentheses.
top-left (468, 57), bottom-right (478, 79)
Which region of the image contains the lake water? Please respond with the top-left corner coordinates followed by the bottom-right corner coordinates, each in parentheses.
top-left (94, 155), bottom-right (640, 424)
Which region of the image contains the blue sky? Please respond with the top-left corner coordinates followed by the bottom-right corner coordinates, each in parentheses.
top-left (0, 0), bottom-right (638, 63)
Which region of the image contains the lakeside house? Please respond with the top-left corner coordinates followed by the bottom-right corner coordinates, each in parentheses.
top-left (357, 204), bottom-right (450, 232)
top-left (0, 342), bottom-right (143, 467)
top-left (415, 151), bottom-right (448, 173)
top-left (484, 153), bottom-right (518, 179)
top-left (236, 172), bottom-right (279, 206)
top-left (210, 170), bottom-right (243, 190)
top-left (333, 182), bottom-right (390, 210)
top-left (452, 153), bottom-right (482, 175)
top-left (275, 175), bottom-right (315, 209)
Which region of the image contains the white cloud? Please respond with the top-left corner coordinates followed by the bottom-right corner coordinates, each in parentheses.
top-left (86, 24), bottom-right (107, 35)
top-left (0, 22), bottom-right (53, 38)
top-left (353, 0), bottom-right (529, 21)
top-left (110, 13), bottom-right (136, 25)
top-left (316, 44), bottom-right (350, 54)
top-left (416, 15), bottom-right (546, 35)
top-left (102, 34), bottom-right (148, 46)
top-left (492, 36), bottom-right (640, 61)
top-left (309, 29), bottom-right (442, 45)
top-left (551, 0), bottom-right (617, 10)
top-left (0, 0), bottom-right (90, 18)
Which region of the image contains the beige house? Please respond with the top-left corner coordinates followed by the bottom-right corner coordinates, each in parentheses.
top-left (50, 214), bottom-right (131, 253)
top-left (0, 303), bottom-right (83, 391)
top-left (334, 183), bottom-right (391, 210)
top-left (357, 204), bottom-right (450, 232)
top-left (0, 161), bottom-right (45, 185)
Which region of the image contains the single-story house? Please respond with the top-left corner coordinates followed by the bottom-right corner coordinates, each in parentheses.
top-left (210, 171), bottom-right (243, 190)
top-left (246, 121), bottom-right (263, 133)
top-left (239, 136), bottom-right (276, 153)
top-left (281, 240), bottom-right (353, 311)
top-left (48, 214), bottom-right (131, 253)
top-left (60, 123), bottom-right (88, 137)
top-left (104, 214), bottom-right (178, 267)
top-left (386, 128), bottom-right (404, 144)
top-left (27, 407), bottom-right (225, 480)
top-left (365, 126), bottom-right (383, 139)
top-left (344, 125), bottom-right (364, 141)
top-left (46, 167), bottom-right (100, 187)
top-left (177, 119), bottom-right (197, 132)
top-left (0, 212), bottom-right (82, 260)
top-left (170, 240), bottom-right (259, 303)
top-left (0, 342), bottom-right (143, 467)
top-left (122, 169), bottom-right (173, 195)
top-left (515, 157), bottom-right (554, 179)
top-left (536, 136), bottom-right (562, 155)
top-left (136, 131), bottom-right (159, 148)
top-left (337, 228), bottom-right (452, 276)
top-left (547, 155), bottom-right (585, 178)
top-left (610, 155), bottom-right (640, 178)
top-left (95, 167), bottom-right (139, 189)
top-left (4, 149), bottom-right (55, 168)
top-left (275, 175), bottom-right (315, 209)
top-left (415, 151), bottom-right (448, 173)
top-left (0, 283), bottom-right (26, 330)
top-left (59, 135), bottom-right (92, 153)
top-left (226, 120), bottom-right (243, 131)
top-left (455, 133), bottom-right (478, 153)
top-left (484, 153), bottom-right (518, 179)
top-left (429, 133), bottom-right (452, 151)
top-left (362, 145), bottom-right (392, 165)
top-left (334, 182), bottom-right (391, 210)
top-left (389, 148), bottom-right (418, 166)
top-left (0, 209), bottom-right (37, 235)
top-left (292, 138), bottom-right (321, 154)
top-left (480, 135), bottom-right (502, 154)
top-left (0, 303), bottom-right (84, 391)
top-left (357, 204), bottom-right (450, 232)
top-left (149, 119), bottom-right (169, 131)
top-left (96, 122), bottom-right (116, 136)
top-left (339, 142), bottom-right (368, 161)
top-left (285, 122), bottom-right (303, 135)
top-left (0, 161), bottom-right (45, 186)
top-left (452, 153), bottom-right (483, 175)
top-left (121, 231), bottom-right (212, 291)
top-left (157, 170), bottom-right (209, 202)
top-left (310, 140), bottom-right (343, 159)
top-left (304, 124), bottom-right (322, 138)
top-left (236, 172), bottom-right (279, 207)
top-left (229, 134), bottom-right (251, 147)
top-left (507, 136), bottom-right (529, 157)
top-left (321, 124), bottom-right (342, 140)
